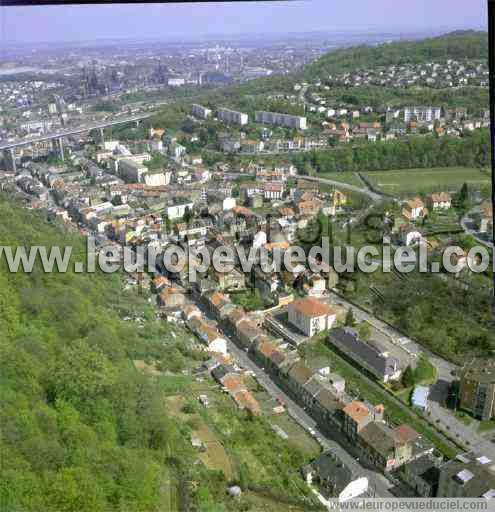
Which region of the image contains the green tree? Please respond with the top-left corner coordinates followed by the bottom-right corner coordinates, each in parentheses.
top-left (402, 366), bottom-right (416, 388)
top-left (111, 194), bottom-right (123, 206)
top-left (344, 309), bottom-right (356, 327)
top-left (358, 322), bottom-right (371, 341)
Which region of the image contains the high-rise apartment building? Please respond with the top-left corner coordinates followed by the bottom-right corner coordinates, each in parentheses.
top-left (255, 111), bottom-right (307, 130)
top-left (218, 108), bottom-right (248, 125)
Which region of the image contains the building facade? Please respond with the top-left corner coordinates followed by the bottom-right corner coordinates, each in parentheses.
top-left (192, 104), bottom-right (212, 120)
top-left (459, 359), bottom-right (495, 421)
top-left (288, 297), bottom-right (336, 337)
top-left (218, 108), bottom-right (249, 125)
top-left (255, 111), bottom-right (307, 130)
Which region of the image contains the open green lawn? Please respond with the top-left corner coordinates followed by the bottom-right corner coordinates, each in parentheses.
top-left (478, 419), bottom-right (495, 433)
top-left (363, 167), bottom-right (490, 196)
top-left (318, 171), bottom-right (363, 187)
top-left (269, 413), bottom-right (321, 458)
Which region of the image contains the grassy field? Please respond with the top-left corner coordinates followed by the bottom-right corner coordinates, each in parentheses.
top-left (478, 419), bottom-right (495, 433)
top-left (165, 394), bottom-right (235, 480)
top-left (317, 171), bottom-right (363, 187)
top-left (269, 414), bottom-right (321, 457)
top-left (363, 167), bottom-right (490, 196)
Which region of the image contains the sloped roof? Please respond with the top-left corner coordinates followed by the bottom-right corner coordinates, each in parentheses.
top-left (290, 297), bottom-right (333, 317)
top-left (343, 401), bottom-right (370, 424)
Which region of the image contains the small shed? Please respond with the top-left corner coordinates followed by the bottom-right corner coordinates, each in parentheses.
top-left (412, 385), bottom-right (430, 411)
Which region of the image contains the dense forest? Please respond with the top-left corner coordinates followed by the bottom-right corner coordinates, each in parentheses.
top-left (0, 197), bottom-right (198, 511)
top-left (292, 129), bottom-right (491, 175)
top-left (304, 30), bottom-right (489, 78)
top-left (0, 197), bottom-right (320, 511)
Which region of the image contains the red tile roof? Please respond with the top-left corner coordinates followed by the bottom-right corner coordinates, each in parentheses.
top-left (290, 297), bottom-right (333, 317)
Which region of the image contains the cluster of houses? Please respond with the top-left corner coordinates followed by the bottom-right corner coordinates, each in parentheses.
top-left (395, 192), bottom-right (453, 247)
top-left (307, 445), bottom-right (495, 501)
top-left (297, 73), bottom-right (490, 142)
top-left (318, 106), bottom-right (490, 142)
top-left (322, 59), bottom-right (489, 90)
top-left (152, 263), bottom-right (432, 481)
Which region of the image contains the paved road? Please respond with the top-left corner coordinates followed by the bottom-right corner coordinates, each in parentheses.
top-left (323, 290), bottom-right (495, 455)
top-left (461, 211), bottom-right (494, 249)
top-left (0, 113), bottom-right (152, 151)
top-left (300, 175), bottom-right (384, 202)
top-left (427, 400), bottom-right (495, 460)
top-left (222, 333), bottom-right (395, 498)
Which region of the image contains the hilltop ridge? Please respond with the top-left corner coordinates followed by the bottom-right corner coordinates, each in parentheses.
top-left (304, 30), bottom-right (488, 79)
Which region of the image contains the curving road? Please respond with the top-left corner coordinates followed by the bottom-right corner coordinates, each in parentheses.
top-left (461, 211), bottom-right (494, 249)
top-left (299, 174), bottom-right (384, 202)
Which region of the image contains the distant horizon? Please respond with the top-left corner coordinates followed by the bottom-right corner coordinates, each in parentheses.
top-left (0, 27), bottom-right (487, 49)
top-left (0, 0), bottom-right (488, 45)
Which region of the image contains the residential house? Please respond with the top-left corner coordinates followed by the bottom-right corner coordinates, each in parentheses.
top-left (342, 401), bottom-right (373, 440)
top-left (205, 291), bottom-right (232, 320)
top-left (253, 338), bottom-right (279, 369)
top-left (302, 451), bottom-right (369, 502)
top-left (305, 273), bottom-right (327, 297)
top-left (402, 198), bottom-right (428, 221)
top-left (166, 201), bottom-right (194, 220)
top-left (158, 287), bottom-right (186, 308)
top-left (480, 202), bottom-right (493, 235)
top-left (331, 189), bottom-right (347, 208)
top-left (400, 225), bottom-right (425, 246)
top-left (236, 318), bottom-right (262, 350)
top-left (183, 304), bottom-right (202, 322)
top-left (412, 385), bottom-right (430, 412)
top-left (253, 266), bottom-right (281, 296)
top-left (233, 389), bottom-right (261, 416)
top-left (212, 268), bottom-right (246, 291)
top-left (328, 328), bottom-right (402, 383)
top-left (393, 424), bottom-right (420, 467)
top-left (288, 297), bottom-right (337, 337)
top-left (296, 199), bottom-right (324, 218)
top-left (400, 455), bottom-right (441, 497)
top-left (239, 182), bottom-right (264, 202)
top-left (189, 318), bottom-right (228, 355)
top-left (357, 421), bottom-right (397, 472)
top-left (152, 275), bottom-right (169, 292)
top-left (427, 192), bottom-right (452, 210)
top-left (263, 182), bottom-right (285, 201)
top-left (459, 358), bottom-right (495, 421)
top-left (314, 388), bottom-right (347, 429)
top-left (286, 362), bottom-right (314, 399)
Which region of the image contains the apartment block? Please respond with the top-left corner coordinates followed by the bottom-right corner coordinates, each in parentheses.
top-left (192, 104), bottom-right (212, 120)
top-left (403, 106), bottom-right (442, 123)
top-left (218, 108), bottom-right (248, 125)
top-left (459, 359), bottom-right (495, 421)
top-left (255, 111), bottom-right (307, 130)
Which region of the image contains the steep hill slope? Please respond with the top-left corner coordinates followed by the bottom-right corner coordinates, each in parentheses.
top-left (0, 197), bottom-right (195, 511)
top-left (304, 30), bottom-right (488, 79)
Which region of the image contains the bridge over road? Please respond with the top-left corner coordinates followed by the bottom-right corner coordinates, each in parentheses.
top-left (1, 113), bottom-right (152, 170)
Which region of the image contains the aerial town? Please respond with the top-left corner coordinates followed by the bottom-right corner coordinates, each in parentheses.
top-left (0, 6), bottom-right (494, 511)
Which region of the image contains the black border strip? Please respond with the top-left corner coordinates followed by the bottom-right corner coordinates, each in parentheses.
top-left (489, 0), bottom-right (495, 306)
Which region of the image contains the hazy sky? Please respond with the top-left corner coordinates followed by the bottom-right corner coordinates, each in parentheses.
top-left (0, 0), bottom-right (488, 44)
